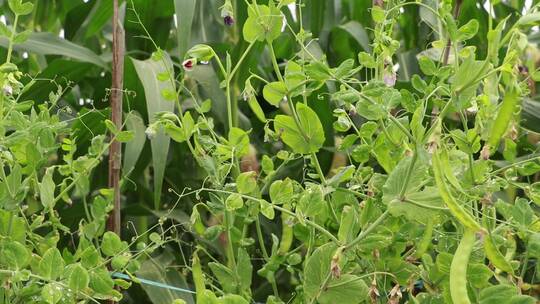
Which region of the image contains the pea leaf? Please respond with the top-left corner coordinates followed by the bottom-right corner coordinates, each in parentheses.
top-left (38, 248), bottom-right (65, 280)
top-left (274, 103), bottom-right (325, 154)
top-left (269, 179), bottom-right (294, 205)
top-left (225, 193), bottom-right (244, 211)
top-left (236, 171), bottom-right (258, 194)
top-left (69, 264), bottom-right (90, 292)
top-left (90, 269), bottom-right (115, 294)
top-left (1, 240), bottom-right (30, 270)
top-left (304, 243), bottom-right (369, 304)
top-left (41, 283), bottom-right (62, 304)
top-left (263, 81), bottom-right (287, 106)
top-left (8, 0), bottom-right (33, 16)
top-left (101, 231), bottom-right (127, 256)
top-left (260, 199), bottom-right (275, 219)
top-left (242, 4), bottom-right (283, 43)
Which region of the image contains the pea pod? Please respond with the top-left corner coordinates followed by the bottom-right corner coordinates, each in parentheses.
top-left (191, 250), bottom-right (206, 301)
top-left (432, 151), bottom-right (483, 232)
top-left (484, 233), bottom-right (514, 274)
top-left (414, 218), bottom-right (433, 259)
top-left (450, 229), bottom-right (476, 304)
top-left (278, 204), bottom-right (293, 255)
top-left (485, 87), bottom-right (520, 155)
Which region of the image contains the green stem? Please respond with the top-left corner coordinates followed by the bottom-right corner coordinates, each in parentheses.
top-left (224, 210), bottom-right (237, 271)
top-left (6, 14), bottom-right (19, 64)
top-left (255, 216), bottom-right (269, 260)
top-left (398, 151), bottom-right (418, 199)
top-left (345, 210), bottom-right (389, 250)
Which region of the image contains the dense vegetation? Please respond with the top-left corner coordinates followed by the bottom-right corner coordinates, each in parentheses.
top-left (0, 0), bottom-right (539, 303)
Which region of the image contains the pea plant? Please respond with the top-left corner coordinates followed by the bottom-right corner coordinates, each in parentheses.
top-left (150, 1), bottom-right (540, 303)
top-left (0, 1), bottom-right (160, 303)
top-left (1, 0), bottom-right (540, 304)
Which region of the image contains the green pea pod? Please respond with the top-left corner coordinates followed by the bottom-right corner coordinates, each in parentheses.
top-left (432, 151), bottom-right (483, 232)
top-left (278, 204), bottom-right (293, 255)
top-left (191, 250), bottom-right (206, 301)
top-left (484, 234), bottom-right (514, 274)
top-left (450, 229), bottom-right (476, 304)
top-left (485, 87), bottom-right (520, 155)
top-left (414, 218), bottom-right (433, 259)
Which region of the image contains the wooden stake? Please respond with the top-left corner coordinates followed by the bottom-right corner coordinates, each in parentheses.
top-left (107, 0), bottom-right (124, 235)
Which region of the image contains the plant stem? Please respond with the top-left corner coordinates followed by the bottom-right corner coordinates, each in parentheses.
top-left (5, 14), bottom-right (19, 64)
top-left (345, 210), bottom-right (389, 250)
top-left (399, 151), bottom-right (418, 199)
top-left (255, 215), bottom-right (269, 260)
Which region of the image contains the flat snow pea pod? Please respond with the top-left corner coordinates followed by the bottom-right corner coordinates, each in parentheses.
top-left (278, 204), bottom-right (293, 255)
top-left (432, 151), bottom-right (483, 232)
top-left (485, 87), bottom-right (520, 155)
top-left (483, 233), bottom-right (514, 274)
top-left (191, 250), bottom-right (206, 301)
top-left (450, 229), bottom-right (476, 304)
top-left (414, 218), bottom-right (433, 259)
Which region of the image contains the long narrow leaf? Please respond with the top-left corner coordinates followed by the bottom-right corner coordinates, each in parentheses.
top-left (174, 0), bottom-right (196, 59)
top-left (132, 55), bottom-right (175, 210)
top-left (0, 32), bottom-right (108, 69)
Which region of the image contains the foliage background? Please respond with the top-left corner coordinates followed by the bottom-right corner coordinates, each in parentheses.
top-left (0, 0), bottom-right (540, 303)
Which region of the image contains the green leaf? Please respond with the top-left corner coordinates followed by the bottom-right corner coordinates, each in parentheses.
top-left (132, 53), bottom-right (176, 209)
top-left (209, 263), bottom-right (237, 293)
top-left (269, 179), bottom-right (294, 205)
top-left (101, 231), bottom-right (127, 256)
top-left (39, 248), bottom-right (65, 280)
top-left (457, 19), bottom-right (479, 41)
top-left (382, 156), bottom-right (427, 205)
top-left (517, 12), bottom-right (540, 25)
top-left (274, 103), bottom-right (325, 154)
top-left (236, 171), bottom-right (258, 194)
top-left (337, 205), bottom-right (360, 243)
top-left (467, 263), bottom-right (493, 288)
top-left (175, 0), bottom-right (196, 58)
top-left (527, 233), bottom-right (540, 258)
top-left (69, 264), bottom-right (90, 292)
top-left (236, 248), bottom-right (253, 293)
top-left (1, 240), bottom-right (30, 269)
top-left (225, 193), bottom-right (244, 211)
top-left (263, 81), bottom-right (287, 106)
top-left (39, 168), bottom-right (55, 210)
top-left (418, 56), bottom-right (437, 75)
top-left (338, 21), bottom-right (371, 53)
top-left (304, 243), bottom-right (368, 304)
top-left (123, 112), bottom-right (146, 175)
top-left (90, 269), bottom-right (115, 294)
top-left (371, 6), bottom-right (385, 23)
top-left (83, 0), bottom-right (117, 39)
top-left (8, 0), bottom-right (33, 16)
top-left (41, 283), bottom-right (62, 304)
top-left (228, 127), bottom-right (250, 158)
top-left (243, 4), bottom-right (283, 43)
top-left (0, 33), bottom-right (107, 68)
top-left (260, 199), bottom-right (275, 219)
top-left (388, 188), bottom-right (445, 225)
top-left (116, 131), bottom-right (134, 142)
top-left (452, 56), bottom-right (490, 93)
top-left (478, 285), bottom-right (519, 304)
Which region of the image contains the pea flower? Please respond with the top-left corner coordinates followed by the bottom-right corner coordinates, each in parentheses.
top-left (221, 0), bottom-right (234, 26)
top-left (182, 58), bottom-right (196, 72)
